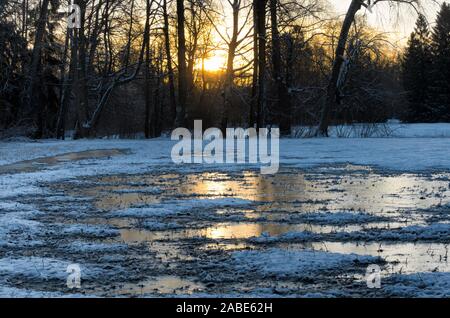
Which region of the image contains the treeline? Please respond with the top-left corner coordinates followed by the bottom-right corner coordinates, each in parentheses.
top-left (402, 3), bottom-right (450, 123)
top-left (0, 0), bottom-right (445, 139)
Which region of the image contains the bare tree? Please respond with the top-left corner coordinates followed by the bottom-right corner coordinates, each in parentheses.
top-left (255, 0), bottom-right (267, 129)
top-left (176, 0), bottom-right (188, 127)
top-left (270, 0), bottom-right (290, 135)
top-left (21, 0), bottom-right (50, 137)
top-left (202, 0), bottom-right (252, 130)
top-left (162, 0), bottom-right (177, 125)
top-left (316, 0), bottom-right (421, 136)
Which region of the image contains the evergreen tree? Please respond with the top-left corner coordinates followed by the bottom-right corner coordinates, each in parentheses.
top-left (431, 2), bottom-right (450, 121)
top-left (402, 14), bottom-right (433, 122)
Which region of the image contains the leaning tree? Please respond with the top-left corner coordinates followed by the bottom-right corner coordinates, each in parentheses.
top-left (316, 0), bottom-right (423, 137)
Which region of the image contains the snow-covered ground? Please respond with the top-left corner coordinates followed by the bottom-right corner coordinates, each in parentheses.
top-left (1, 123), bottom-right (450, 297)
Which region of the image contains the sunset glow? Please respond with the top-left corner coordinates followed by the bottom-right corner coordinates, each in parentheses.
top-left (202, 55), bottom-right (227, 71)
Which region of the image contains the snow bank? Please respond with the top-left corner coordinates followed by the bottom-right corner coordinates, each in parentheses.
top-left (111, 198), bottom-right (255, 217)
top-left (63, 241), bottom-right (128, 253)
top-left (299, 211), bottom-right (387, 225)
top-left (384, 272), bottom-right (450, 297)
top-left (0, 201), bottom-right (43, 248)
top-left (0, 257), bottom-right (84, 280)
top-left (59, 224), bottom-right (120, 238)
top-left (231, 248), bottom-right (381, 277)
top-left (392, 123), bottom-right (450, 138)
top-left (0, 286), bottom-right (85, 298)
top-left (251, 223), bottom-right (450, 243)
top-left (292, 123), bottom-right (450, 138)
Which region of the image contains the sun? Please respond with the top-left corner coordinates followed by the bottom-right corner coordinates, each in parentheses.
top-left (200, 55), bottom-right (226, 72)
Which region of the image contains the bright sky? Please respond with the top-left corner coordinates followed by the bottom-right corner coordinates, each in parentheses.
top-left (333, 0), bottom-right (446, 45)
top-left (201, 0), bottom-right (446, 71)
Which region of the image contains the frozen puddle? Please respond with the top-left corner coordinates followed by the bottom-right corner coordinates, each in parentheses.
top-left (0, 149), bottom-right (128, 174)
top-left (5, 165), bottom-right (450, 297)
top-left (113, 276), bottom-right (204, 296)
top-left (55, 168), bottom-right (450, 213)
top-left (285, 242), bottom-right (450, 275)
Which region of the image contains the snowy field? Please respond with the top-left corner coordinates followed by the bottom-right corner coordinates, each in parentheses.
top-left (1, 124), bottom-right (450, 297)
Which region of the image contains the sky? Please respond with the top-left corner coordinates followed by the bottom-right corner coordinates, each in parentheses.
top-left (333, 0), bottom-right (446, 45)
top-left (201, 0), bottom-right (447, 70)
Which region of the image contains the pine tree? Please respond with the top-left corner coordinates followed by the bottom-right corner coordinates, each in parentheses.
top-left (402, 14), bottom-right (433, 122)
top-left (431, 2), bottom-right (450, 121)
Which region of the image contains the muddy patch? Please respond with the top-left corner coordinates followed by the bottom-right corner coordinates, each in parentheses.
top-left (0, 149), bottom-right (129, 174)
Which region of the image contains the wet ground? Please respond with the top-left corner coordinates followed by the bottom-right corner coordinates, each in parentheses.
top-left (1, 150), bottom-right (450, 297)
top-left (0, 149), bottom-right (129, 175)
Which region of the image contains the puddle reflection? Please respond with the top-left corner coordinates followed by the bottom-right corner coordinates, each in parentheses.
top-left (0, 149), bottom-right (128, 174)
top-left (68, 170), bottom-right (450, 214)
top-left (115, 275), bottom-right (204, 296)
top-left (287, 242), bottom-right (450, 275)
top-left (54, 166), bottom-right (450, 281)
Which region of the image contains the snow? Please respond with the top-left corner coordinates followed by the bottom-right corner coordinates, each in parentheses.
top-left (0, 257), bottom-right (87, 280)
top-left (111, 198), bottom-right (255, 217)
top-left (1, 123), bottom-right (450, 297)
top-left (64, 241), bottom-right (128, 253)
top-left (384, 272), bottom-right (450, 297)
top-left (293, 123), bottom-right (450, 138)
top-left (0, 123), bottom-right (449, 176)
top-left (1, 135), bottom-right (449, 209)
top-left (336, 222), bottom-right (450, 242)
top-left (299, 211), bottom-right (387, 225)
top-left (231, 248), bottom-right (381, 277)
top-left (391, 123), bottom-right (450, 138)
top-left (59, 224), bottom-right (120, 238)
top-left (251, 222), bottom-right (450, 243)
top-left (143, 221), bottom-right (183, 230)
top-left (0, 201), bottom-right (43, 248)
top-left (0, 286), bottom-right (85, 298)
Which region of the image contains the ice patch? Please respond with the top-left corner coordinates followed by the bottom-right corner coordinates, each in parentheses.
top-left (231, 248), bottom-right (381, 277)
top-left (0, 257), bottom-right (80, 280)
top-left (300, 211), bottom-right (387, 225)
top-left (142, 221), bottom-right (183, 230)
top-left (58, 224), bottom-right (120, 238)
top-left (63, 241), bottom-right (128, 253)
top-left (384, 272), bottom-right (450, 297)
top-left (251, 223), bottom-right (450, 243)
top-left (333, 223), bottom-right (450, 242)
top-left (0, 286), bottom-right (86, 298)
top-left (111, 198), bottom-right (254, 218)
top-left (0, 202), bottom-right (43, 247)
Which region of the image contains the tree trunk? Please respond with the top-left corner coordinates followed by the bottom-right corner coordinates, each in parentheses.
top-left (316, 0), bottom-right (362, 137)
top-left (176, 0), bottom-right (187, 127)
top-left (163, 0), bottom-right (177, 126)
top-left (270, 0), bottom-right (290, 135)
top-left (285, 34), bottom-right (294, 127)
top-left (124, 0), bottom-right (135, 70)
top-left (255, 0), bottom-right (267, 129)
top-left (222, 0), bottom-right (239, 132)
top-left (87, 0), bottom-right (102, 75)
top-left (22, 0), bottom-right (50, 137)
top-left (76, 0), bottom-right (90, 137)
top-left (249, 2), bottom-right (258, 127)
top-left (186, 0), bottom-right (198, 92)
top-left (144, 9), bottom-right (152, 139)
top-left (56, 28), bottom-right (71, 139)
top-left (151, 47), bottom-right (162, 137)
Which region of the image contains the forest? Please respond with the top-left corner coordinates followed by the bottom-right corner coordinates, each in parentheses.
top-left (0, 0), bottom-right (448, 140)
top-left (3, 0), bottom-right (450, 299)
